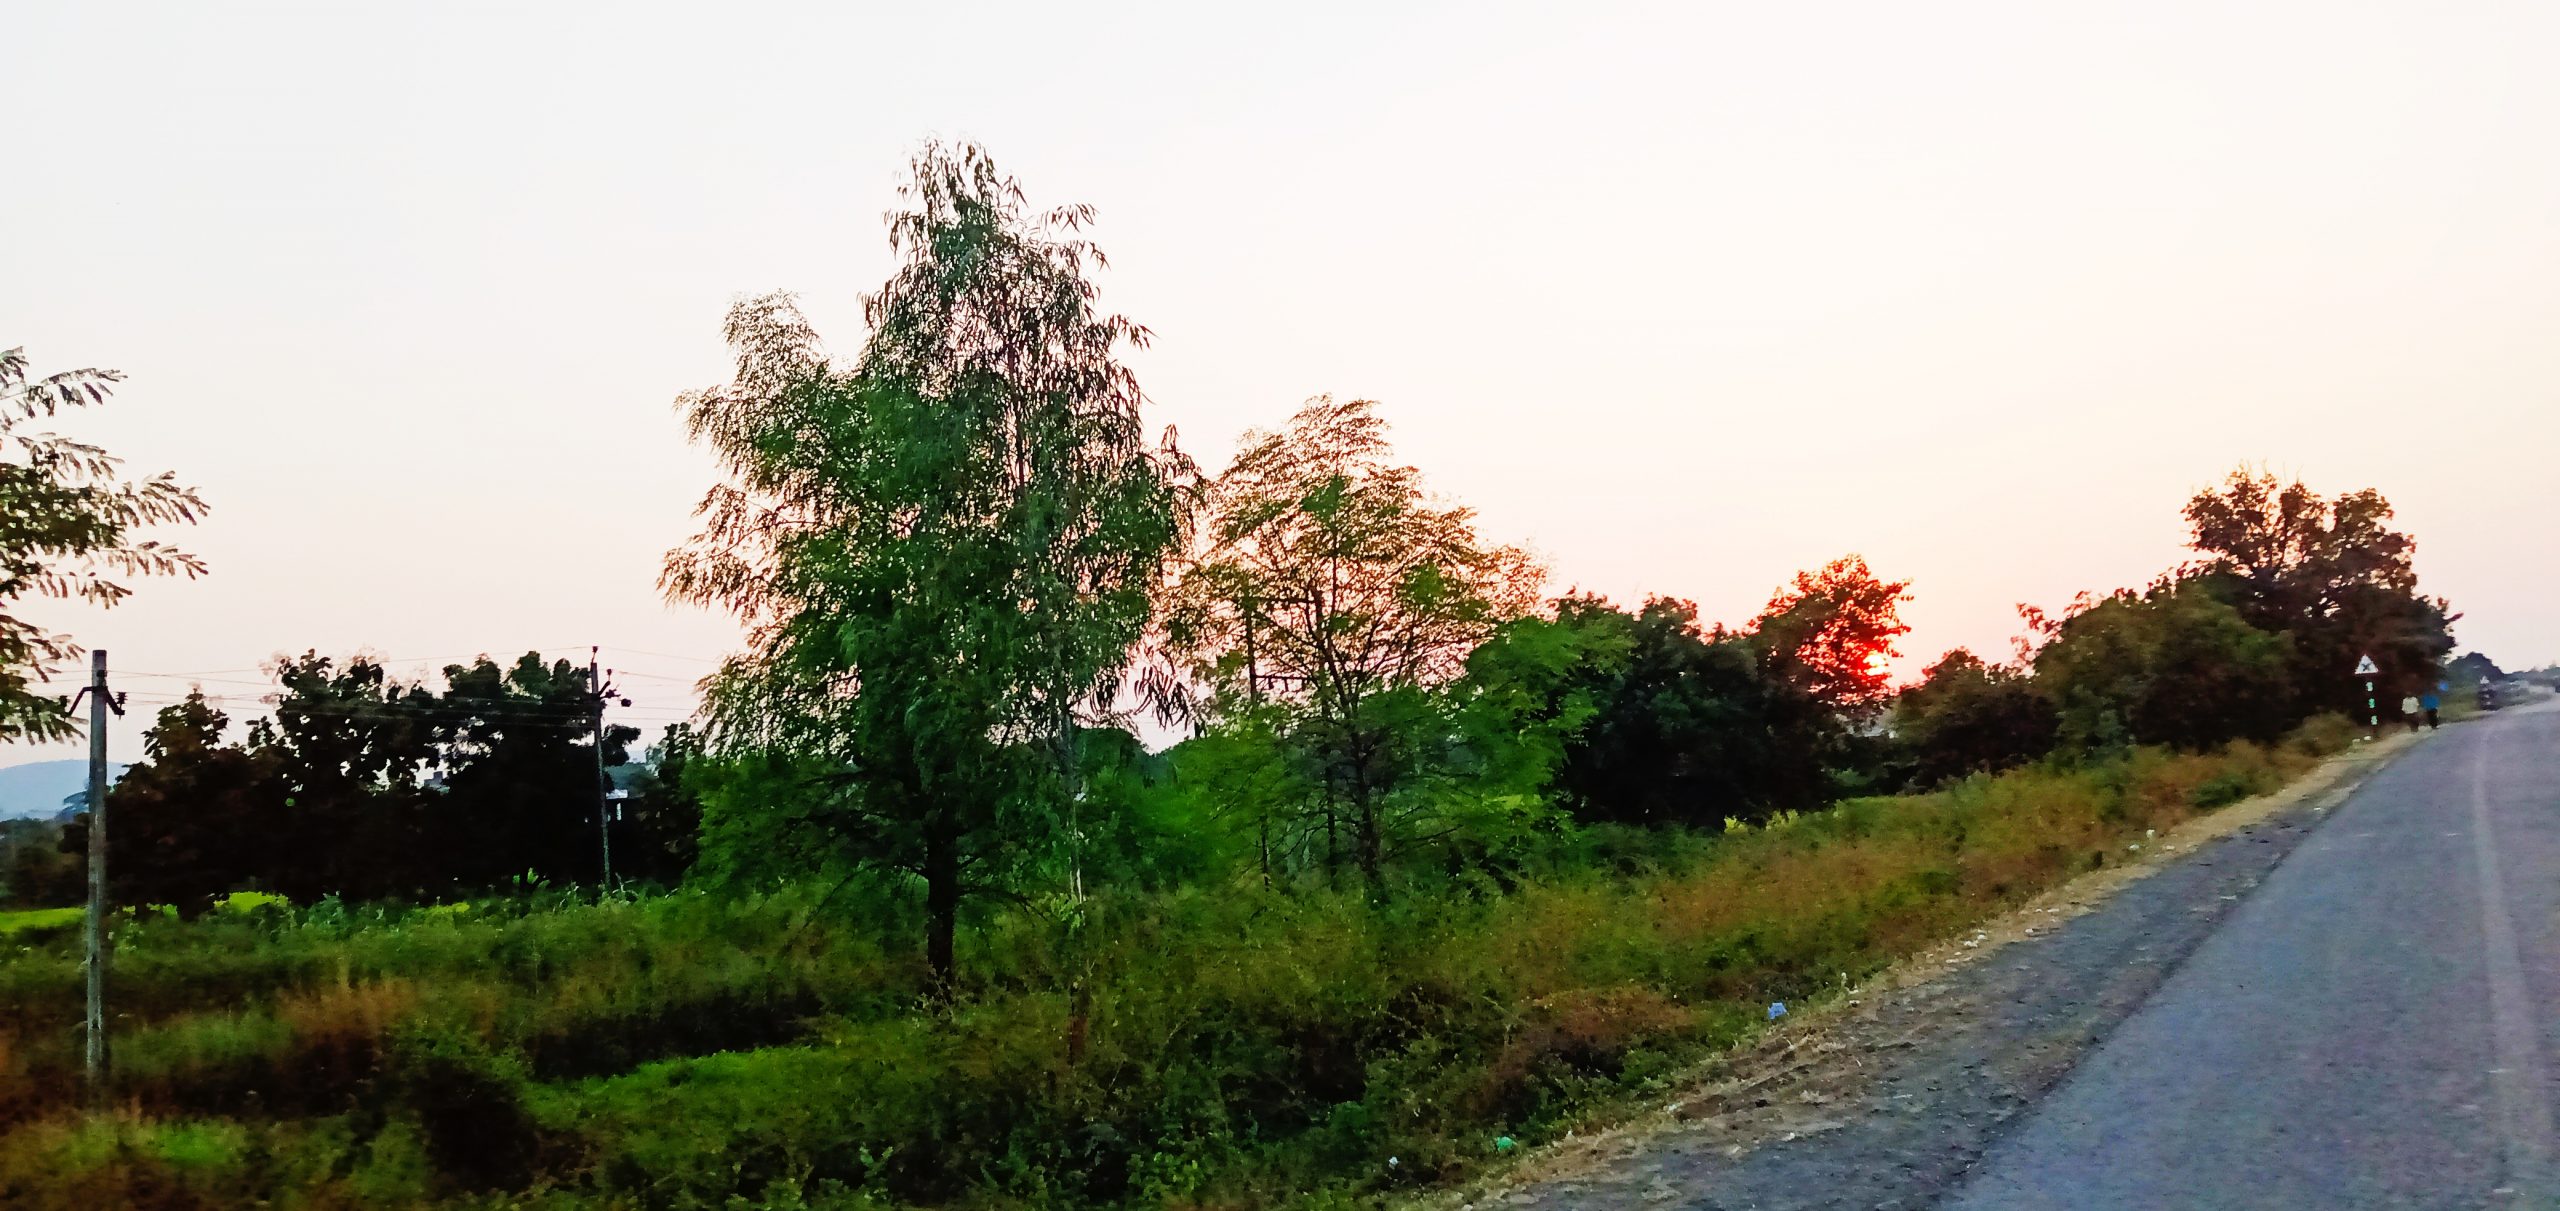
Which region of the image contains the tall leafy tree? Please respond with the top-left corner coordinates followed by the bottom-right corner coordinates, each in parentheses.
top-left (2180, 467), bottom-right (2455, 713)
top-left (0, 347), bottom-right (206, 742)
top-left (1165, 395), bottom-right (1542, 883)
top-left (665, 143), bottom-right (1184, 986)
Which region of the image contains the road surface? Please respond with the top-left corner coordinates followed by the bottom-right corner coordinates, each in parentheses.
top-left (1484, 706), bottom-right (2558, 1209)
top-left (1947, 703), bottom-right (2560, 1208)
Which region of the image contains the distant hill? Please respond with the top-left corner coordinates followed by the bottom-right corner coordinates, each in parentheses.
top-left (0, 760), bottom-right (128, 821)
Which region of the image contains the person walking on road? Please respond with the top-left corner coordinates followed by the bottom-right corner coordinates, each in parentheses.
top-left (2401, 694), bottom-right (2422, 732)
top-left (2419, 687), bottom-right (2441, 729)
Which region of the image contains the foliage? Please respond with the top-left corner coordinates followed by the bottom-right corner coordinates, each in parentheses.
top-left (0, 727), bottom-right (2353, 1209)
top-left (1164, 395), bottom-right (1542, 883)
top-left (424, 653), bottom-right (637, 892)
top-left (2027, 583), bottom-right (2295, 751)
top-left (1459, 595), bottom-right (1829, 829)
top-left (1748, 554), bottom-right (1910, 716)
top-left (1892, 648), bottom-right (2060, 786)
top-left (618, 721), bottom-right (707, 886)
top-left (82, 693), bottom-right (285, 914)
top-left (0, 347), bottom-right (206, 743)
top-left (88, 653), bottom-right (633, 911)
top-left (664, 142), bottom-right (1185, 985)
top-left (2444, 651), bottom-right (2502, 688)
top-left (2, 820), bottom-right (80, 908)
top-left (2181, 466), bottom-right (2456, 715)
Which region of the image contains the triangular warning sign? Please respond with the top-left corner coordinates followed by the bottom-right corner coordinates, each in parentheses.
top-left (2354, 654), bottom-right (2380, 676)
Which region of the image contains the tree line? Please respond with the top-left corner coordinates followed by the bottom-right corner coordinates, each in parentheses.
top-left (5, 654), bottom-right (701, 911)
top-left (662, 143), bottom-right (2460, 989)
top-left (2, 145), bottom-right (2460, 980)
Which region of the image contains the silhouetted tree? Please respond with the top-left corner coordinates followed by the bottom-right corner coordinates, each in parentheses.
top-left (1750, 555), bottom-right (1911, 716)
top-left (1459, 595), bottom-right (1830, 829)
top-left (260, 653), bottom-right (440, 900)
top-left (1892, 649), bottom-right (2058, 786)
top-left (2, 818), bottom-right (80, 907)
top-left (422, 654), bottom-right (635, 891)
top-left (92, 692), bottom-right (286, 913)
top-left (618, 721), bottom-right (706, 886)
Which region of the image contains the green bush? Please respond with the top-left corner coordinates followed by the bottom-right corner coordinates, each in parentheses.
top-left (379, 1025), bottom-right (541, 1193)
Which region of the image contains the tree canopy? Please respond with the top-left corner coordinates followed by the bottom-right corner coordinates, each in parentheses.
top-left (1165, 395), bottom-right (1542, 883)
top-left (88, 653), bottom-right (638, 911)
top-left (664, 142), bottom-right (1185, 985)
top-left (1750, 555), bottom-right (1910, 715)
top-left (2180, 467), bottom-right (2454, 713)
top-left (0, 347), bottom-right (205, 742)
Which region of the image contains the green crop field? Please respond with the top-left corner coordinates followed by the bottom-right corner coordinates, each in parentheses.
top-left (0, 908), bottom-right (80, 942)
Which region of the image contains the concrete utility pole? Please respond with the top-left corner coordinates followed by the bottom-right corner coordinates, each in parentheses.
top-left (591, 647), bottom-right (613, 896)
top-left (80, 649), bottom-right (114, 1105)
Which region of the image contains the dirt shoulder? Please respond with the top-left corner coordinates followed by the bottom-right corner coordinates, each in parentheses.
top-left (1427, 730), bottom-right (2426, 1211)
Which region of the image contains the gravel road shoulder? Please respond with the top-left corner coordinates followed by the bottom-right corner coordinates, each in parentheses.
top-left (1438, 731), bottom-right (2425, 1211)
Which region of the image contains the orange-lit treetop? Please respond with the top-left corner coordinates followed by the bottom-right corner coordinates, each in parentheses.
top-left (1750, 554), bottom-right (1912, 714)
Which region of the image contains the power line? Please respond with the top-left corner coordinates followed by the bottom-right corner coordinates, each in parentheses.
top-left (597, 645), bottom-right (728, 666)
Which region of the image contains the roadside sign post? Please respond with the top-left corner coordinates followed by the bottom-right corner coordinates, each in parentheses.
top-left (2355, 654), bottom-right (2380, 733)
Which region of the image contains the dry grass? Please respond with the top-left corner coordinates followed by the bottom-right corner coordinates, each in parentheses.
top-left (1417, 727), bottom-right (2418, 1207)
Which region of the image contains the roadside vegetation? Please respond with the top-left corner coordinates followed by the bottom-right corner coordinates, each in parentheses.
top-left (0, 143), bottom-right (2461, 1209)
top-left (1, 720), bottom-right (2354, 1209)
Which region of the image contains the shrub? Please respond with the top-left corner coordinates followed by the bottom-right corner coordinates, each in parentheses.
top-left (379, 1025), bottom-right (540, 1192)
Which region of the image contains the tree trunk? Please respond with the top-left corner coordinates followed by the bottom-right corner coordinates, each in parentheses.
top-left (1321, 777), bottom-right (1340, 884)
top-left (925, 820), bottom-right (959, 996)
top-left (1054, 702), bottom-right (1082, 901)
top-left (1352, 773), bottom-right (1382, 888)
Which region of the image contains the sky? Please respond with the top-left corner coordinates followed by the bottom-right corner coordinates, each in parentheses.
top-left (5, 0), bottom-right (2557, 767)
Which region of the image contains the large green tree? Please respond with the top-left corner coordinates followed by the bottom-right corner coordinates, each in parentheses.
top-left (0, 347), bottom-right (205, 742)
top-left (665, 143), bottom-right (1185, 986)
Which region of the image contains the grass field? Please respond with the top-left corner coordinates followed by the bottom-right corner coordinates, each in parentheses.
top-left (0, 908), bottom-right (81, 942)
top-left (0, 719), bottom-right (2357, 1209)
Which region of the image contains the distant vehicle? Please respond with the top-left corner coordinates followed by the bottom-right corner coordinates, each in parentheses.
top-left (2477, 680), bottom-right (2501, 711)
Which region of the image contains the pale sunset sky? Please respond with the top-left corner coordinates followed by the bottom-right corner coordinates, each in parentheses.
top-left (5, 1), bottom-right (2556, 764)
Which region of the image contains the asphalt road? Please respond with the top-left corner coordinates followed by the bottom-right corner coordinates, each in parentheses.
top-left (1945, 703), bottom-right (2560, 1209)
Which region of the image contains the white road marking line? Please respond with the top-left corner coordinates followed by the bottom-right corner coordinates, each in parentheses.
top-left (2470, 727), bottom-right (2555, 1199)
